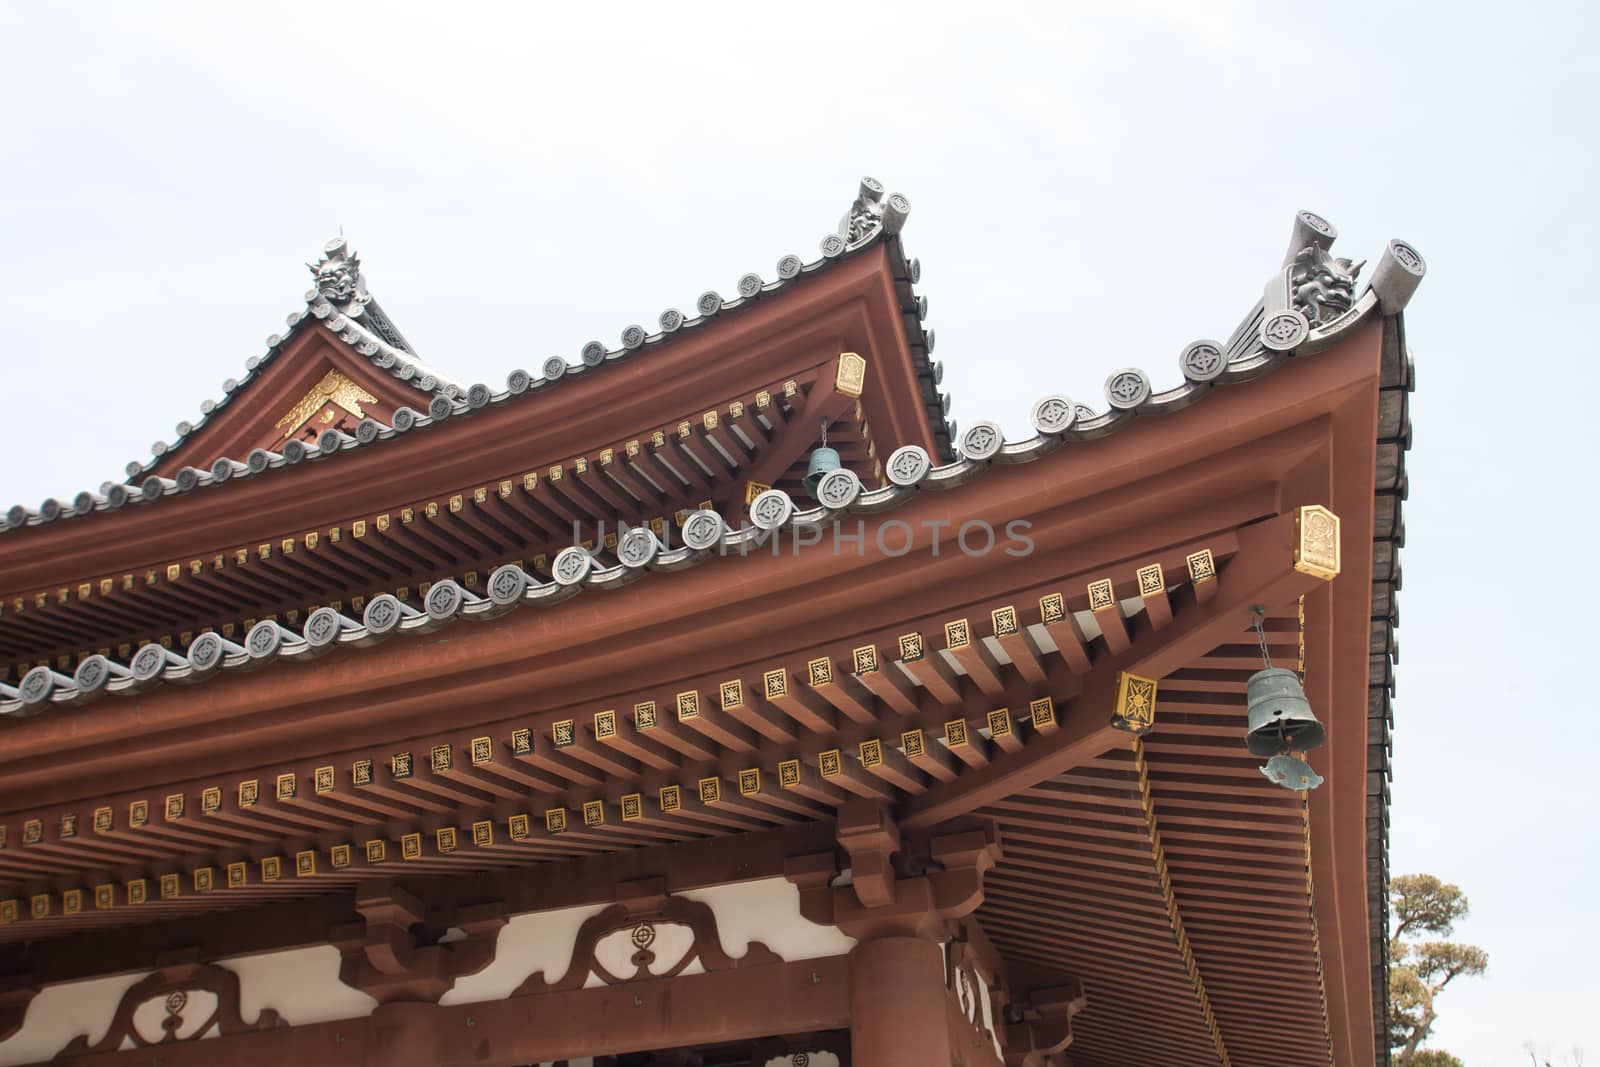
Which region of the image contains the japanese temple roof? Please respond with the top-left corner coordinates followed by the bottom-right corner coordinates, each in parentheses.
top-left (0, 281), bottom-right (1405, 718)
top-left (0, 180), bottom-right (945, 536)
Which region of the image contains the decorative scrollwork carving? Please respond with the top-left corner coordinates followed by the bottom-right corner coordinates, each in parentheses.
top-left (512, 896), bottom-right (780, 995)
top-left (56, 962), bottom-right (283, 1057)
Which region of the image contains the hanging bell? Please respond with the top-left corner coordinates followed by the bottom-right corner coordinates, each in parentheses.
top-left (1244, 666), bottom-right (1326, 757)
top-left (803, 446), bottom-right (842, 499)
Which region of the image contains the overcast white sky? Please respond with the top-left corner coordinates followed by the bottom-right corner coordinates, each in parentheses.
top-left (1, 2), bottom-right (1594, 1063)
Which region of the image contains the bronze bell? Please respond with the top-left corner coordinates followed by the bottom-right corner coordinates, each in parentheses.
top-left (1244, 666), bottom-right (1326, 757)
top-left (803, 446), bottom-right (842, 499)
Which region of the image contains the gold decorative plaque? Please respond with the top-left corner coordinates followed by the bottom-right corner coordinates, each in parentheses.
top-left (1113, 672), bottom-right (1158, 734)
top-left (835, 352), bottom-right (867, 398)
top-left (1294, 505), bottom-right (1341, 580)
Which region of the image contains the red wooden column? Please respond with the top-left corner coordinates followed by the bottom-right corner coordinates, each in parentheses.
top-left (849, 936), bottom-right (953, 1066)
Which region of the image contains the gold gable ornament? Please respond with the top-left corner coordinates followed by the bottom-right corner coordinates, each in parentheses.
top-left (274, 369), bottom-right (379, 440)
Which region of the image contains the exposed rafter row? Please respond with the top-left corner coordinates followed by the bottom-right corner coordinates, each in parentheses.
top-left (1132, 734), bottom-right (1232, 1067)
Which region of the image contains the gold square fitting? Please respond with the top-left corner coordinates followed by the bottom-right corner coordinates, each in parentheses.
top-left (658, 785), bottom-right (681, 814)
top-left (127, 879), bottom-right (148, 905)
top-left (391, 752), bottom-right (413, 780)
top-left (331, 844), bottom-right (352, 869)
top-left (1137, 563), bottom-right (1165, 597)
top-left (63, 889), bottom-right (83, 915)
top-left (352, 760), bottom-right (373, 787)
top-left (819, 749), bottom-right (842, 779)
top-left (471, 736), bottom-right (493, 764)
top-left (129, 800), bottom-right (149, 827)
top-left (633, 701), bottom-right (658, 730)
top-left (275, 773), bottom-right (296, 801)
top-left (160, 873), bottom-right (180, 899)
top-left (93, 806), bottom-right (112, 834)
top-left (201, 787), bottom-right (222, 814)
top-left (778, 759), bottom-right (801, 788)
top-left (94, 884), bottom-right (114, 910)
top-left (676, 691), bottom-right (700, 720)
top-left (944, 619), bottom-right (970, 649)
top-left (435, 827), bottom-right (457, 854)
top-left (720, 679), bottom-right (743, 710)
top-left (835, 352), bottom-right (867, 398)
top-left (987, 708), bottom-right (1013, 738)
top-left (898, 632), bottom-right (925, 662)
top-left (583, 800), bottom-right (606, 826)
top-left (193, 867), bottom-right (214, 893)
top-left (1113, 672), bottom-right (1158, 734)
top-left (620, 794), bottom-right (643, 822)
top-left (0, 899), bottom-right (16, 924)
top-left (860, 738), bottom-right (884, 768)
top-left (991, 605), bottom-right (1019, 637)
top-left (551, 720), bottom-right (575, 748)
top-left (594, 710), bottom-right (616, 741)
top-left (807, 657), bottom-right (833, 688)
top-left (1040, 591), bottom-right (1066, 624)
top-left (1186, 549), bottom-right (1216, 584)
top-left (31, 894), bottom-right (50, 919)
top-left (314, 766), bottom-right (335, 794)
top-left (945, 718), bottom-right (970, 748)
top-left (472, 821), bottom-right (493, 847)
top-left (1029, 697), bottom-right (1056, 728)
top-left (763, 669), bottom-right (787, 699)
top-left (363, 839), bottom-right (386, 865)
top-left (1087, 579), bottom-right (1116, 613)
top-left (261, 856), bottom-right (283, 882)
top-left (508, 813), bottom-right (531, 839)
top-left (902, 728), bottom-right (926, 758)
top-left (546, 808), bottom-right (569, 833)
top-left (852, 645), bottom-right (878, 674)
top-left (698, 777), bottom-right (721, 805)
top-left (238, 780), bottom-right (259, 807)
top-left (738, 768), bottom-right (761, 796)
top-left (512, 727), bottom-right (532, 754)
top-left (430, 744), bottom-right (452, 773)
top-left (164, 793), bottom-right (185, 821)
top-left (1294, 505), bottom-right (1341, 580)
top-left (58, 813), bottom-right (77, 839)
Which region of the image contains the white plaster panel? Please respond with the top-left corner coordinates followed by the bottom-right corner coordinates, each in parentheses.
top-left (589, 921), bottom-right (697, 987)
top-left (130, 989), bottom-right (217, 1043)
top-left (0, 970), bottom-right (148, 1066)
top-left (679, 877), bottom-right (856, 962)
top-left (440, 901), bottom-right (608, 1006)
top-left (217, 945), bottom-right (378, 1030)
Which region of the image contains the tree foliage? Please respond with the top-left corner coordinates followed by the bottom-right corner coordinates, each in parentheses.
top-left (1389, 874), bottom-right (1488, 1067)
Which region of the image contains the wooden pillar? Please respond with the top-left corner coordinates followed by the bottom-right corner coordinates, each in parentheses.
top-left (849, 937), bottom-right (952, 1066)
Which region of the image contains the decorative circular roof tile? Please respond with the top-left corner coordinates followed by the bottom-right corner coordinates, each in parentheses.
top-left (750, 489), bottom-right (794, 530)
top-left (318, 428), bottom-right (345, 453)
top-left (140, 477), bottom-right (166, 501)
top-left (105, 484), bottom-right (129, 507)
top-left (130, 644), bottom-right (169, 682)
top-left (246, 620), bottom-right (286, 659)
top-left (282, 439), bottom-right (308, 464)
top-left (696, 291), bottom-right (722, 316)
top-left (467, 383), bottom-right (492, 409)
top-left (621, 325), bottom-right (647, 349)
top-left (1179, 339), bottom-right (1226, 383)
top-left (815, 468), bottom-right (862, 510)
top-left (487, 564), bottom-right (529, 605)
top-left (1298, 210), bottom-right (1336, 238)
top-left (1105, 369), bottom-right (1152, 410)
top-left (74, 655), bottom-right (111, 694)
top-left (909, 257), bottom-right (922, 284)
top-left (73, 490), bottom-right (97, 513)
top-left (3, 504), bottom-right (25, 529)
top-left (38, 497), bottom-right (62, 521)
top-left (19, 666), bottom-right (56, 706)
top-left (776, 255), bottom-right (802, 280)
top-left (507, 368), bottom-right (532, 394)
top-left (543, 357), bottom-right (568, 381)
top-left (617, 526), bottom-right (660, 568)
top-left (303, 607), bottom-right (345, 648)
top-left (427, 395), bottom-right (454, 421)
top-left (960, 421), bottom-right (1003, 461)
top-left (187, 632), bottom-right (227, 673)
top-left (552, 546), bottom-right (593, 586)
top-left (886, 445), bottom-right (932, 487)
top-left (210, 458), bottom-right (236, 480)
top-left (1259, 309), bottom-right (1310, 352)
top-left (820, 233), bottom-right (846, 258)
top-left (680, 509), bottom-right (726, 551)
top-left (581, 341), bottom-right (607, 367)
top-left (1390, 239), bottom-right (1426, 275)
top-left (363, 594), bottom-right (404, 636)
top-left (425, 579), bottom-right (465, 620)
top-left (1030, 395), bottom-right (1076, 435)
top-left (355, 418), bottom-right (382, 444)
top-left (736, 273), bottom-right (763, 298)
top-left (659, 308), bottom-right (684, 333)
